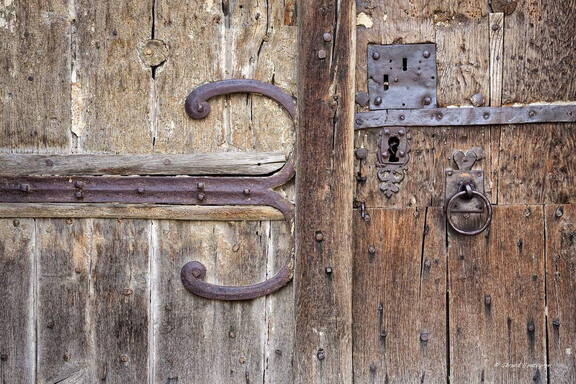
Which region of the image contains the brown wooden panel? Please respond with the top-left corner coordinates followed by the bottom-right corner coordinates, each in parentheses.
top-left (545, 204), bottom-right (576, 383)
top-left (74, 1), bottom-right (153, 153)
top-left (0, 0), bottom-right (71, 150)
top-left (448, 205), bottom-right (546, 383)
top-left (0, 219), bottom-right (35, 383)
top-left (353, 208), bottom-right (446, 383)
top-left (295, 0), bottom-right (355, 383)
top-left (502, 1), bottom-right (576, 104)
top-left (36, 218), bottom-right (150, 383)
top-left (152, 220), bottom-right (292, 383)
top-left (355, 126), bottom-right (496, 208)
top-left (498, 123), bottom-right (576, 205)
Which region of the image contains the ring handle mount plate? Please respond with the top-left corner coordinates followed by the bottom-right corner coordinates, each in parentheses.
top-left (444, 167), bottom-right (493, 236)
top-left (181, 79), bottom-right (296, 301)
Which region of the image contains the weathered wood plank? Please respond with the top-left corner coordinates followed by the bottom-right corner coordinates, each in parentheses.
top-left (295, 1), bottom-right (355, 383)
top-left (36, 218), bottom-right (150, 383)
top-left (152, 220), bottom-right (277, 383)
top-left (263, 221), bottom-right (295, 384)
top-left (73, 1), bottom-right (153, 152)
top-left (489, 13), bottom-right (504, 107)
top-left (502, 1), bottom-right (576, 104)
top-left (353, 207), bottom-right (446, 383)
top-left (498, 123), bottom-right (576, 205)
top-left (0, 152), bottom-right (286, 176)
top-left (545, 204), bottom-right (576, 383)
top-left (0, 203), bottom-right (284, 221)
top-left (448, 206), bottom-right (546, 383)
top-left (0, 219), bottom-right (35, 383)
top-left (0, 0), bottom-right (71, 151)
top-left (90, 219), bottom-right (150, 382)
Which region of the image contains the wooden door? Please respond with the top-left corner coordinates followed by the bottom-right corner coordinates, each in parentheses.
top-left (0, 1), bottom-right (297, 383)
top-left (1, 1), bottom-right (576, 384)
top-left (350, 1), bottom-right (576, 383)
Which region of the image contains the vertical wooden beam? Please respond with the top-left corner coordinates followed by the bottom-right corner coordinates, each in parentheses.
top-left (295, 1), bottom-right (355, 383)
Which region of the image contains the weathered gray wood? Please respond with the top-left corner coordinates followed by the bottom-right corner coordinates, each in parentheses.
top-left (36, 218), bottom-right (150, 383)
top-left (448, 206), bottom-right (546, 383)
top-left (0, 152), bottom-right (286, 176)
top-left (0, 219), bottom-right (35, 383)
top-left (353, 208), bottom-right (446, 383)
top-left (295, 1), bottom-right (355, 383)
top-left (545, 204), bottom-right (576, 383)
top-left (152, 220), bottom-right (275, 383)
top-left (73, 1), bottom-right (153, 152)
top-left (0, 203), bottom-right (284, 221)
top-left (489, 13), bottom-right (504, 107)
top-left (0, 0), bottom-right (71, 151)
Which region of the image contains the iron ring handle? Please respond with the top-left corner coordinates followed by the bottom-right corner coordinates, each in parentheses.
top-left (185, 79), bottom-right (296, 120)
top-left (181, 260), bottom-right (293, 301)
top-left (446, 189), bottom-right (493, 236)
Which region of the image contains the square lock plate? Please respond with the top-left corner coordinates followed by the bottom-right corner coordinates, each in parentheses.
top-left (367, 43), bottom-right (437, 110)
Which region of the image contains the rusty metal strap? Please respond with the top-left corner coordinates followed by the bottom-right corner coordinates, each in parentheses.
top-left (354, 105), bottom-right (576, 129)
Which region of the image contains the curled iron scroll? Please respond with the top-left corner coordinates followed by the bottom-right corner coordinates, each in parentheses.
top-left (181, 79), bottom-right (296, 301)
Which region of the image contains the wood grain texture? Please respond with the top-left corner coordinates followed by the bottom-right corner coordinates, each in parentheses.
top-left (498, 123), bottom-right (576, 204)
top-left (0, 152), bottom-right (286, 176)
top-left (489, 13), bottom-right (504, 107)
top-left (448, 206), bottom-right (546, 383)
top-left (73, 1), bottom-right (153, 152)
top-left (294, 1), bottom-right (355, 383)
top-left (502, 0), bottom-right (576, 104)
top-left (0, 203), bottom-right (284, 221)
top-left (545, 204), bottom-right (576, 383)
top-left (152, 220), bottom-right (293, 383)
top-left (0, 219), bottom-right (35, 383)
top-left (353, 208), bottom-right (446, 383)
top-left (154, 0), bottom-right (296, 154)
top-left (36, 218), bottom-right (150, 383)
top-left (355, 126), bottom-right (496, 208)
top-left (0, 0), bottom-right (71, 151)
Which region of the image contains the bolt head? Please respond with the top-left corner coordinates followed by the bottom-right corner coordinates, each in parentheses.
top-left (137, 187), bottom-right (145, 194)
top-left (368, 246), bottom-right (376, 254)
top-left (74, 180), bottom-right (84, 188)
top-left (317, 49), bottom-right (327, 59)
top-left (436, 112), bottom-right (444, 120)
top-left (374, 96), bottom-right (382, 106)
top-left (372, 51), bottom-right (380, 60)
top-left (325, 266), bottom-right (333, 274)
top-left (422, 50), bottom-right (431, 58)
top-left (484, 294), bottom-right (492, 305)
top-left (197, 182), bottom-right (205, 190)
top-left (322, 32), bottom-right (332, 42)
top-left (399, 151), bottom-right (405, 157)
top-left (420, 332), bottom-right (429, 342)
top-left (316, 349), bottom-right (325, 360)
top-left (422, 96), bottom-right (432, 105)
top-left (552, 318), bottom-right (560, 327)
top-left (483, 112), bottom-right (490, 120)
top-left (529, 110), bottom-right (537, 118)
top-left (470, 93), bottom-right (485, 107)
top-left (355, 118), bottom-right (363, 126)
top-left (398, 129), bottom-right (405, 136)
top-left (198, 193), bottom-right (205, 201)
top-left (243, 188), bottom-right (251, 196)
top-left (555, 207), bottom-right (564, 217)
top-left (399, 114), bottom-right (405, 121)
top-left (120, 354), bottom-right (129, 363)
top-left (355, 148), bottom-right (368, 160)
top-left (384, 129), bottom-right (390, 136)
top-left (315, 232), bottom-right (324, 242)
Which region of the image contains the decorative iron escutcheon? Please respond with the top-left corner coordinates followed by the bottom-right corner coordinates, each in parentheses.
top-left (376, 127), bottom-right (411, 198)
top-left (444, 148), bottom-right (493, 236)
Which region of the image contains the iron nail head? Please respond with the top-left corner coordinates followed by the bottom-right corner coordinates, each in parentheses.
top-left (318, 49), bottom-right (327, 59)
top-left (372, 51), bottom-right (380, 60)
top-left (323, 32), bottom-right (332, 42)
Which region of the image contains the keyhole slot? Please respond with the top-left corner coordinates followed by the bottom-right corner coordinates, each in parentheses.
top-left (383, 74), bottom-right (389, 91)
top-left (388, 136), bottom-right (400, 163)
top-left (402, 58), bottom-right (408, 71)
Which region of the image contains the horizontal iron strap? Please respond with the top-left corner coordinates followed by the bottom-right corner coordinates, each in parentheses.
top-left (354, 105), bottom-right (576, 129)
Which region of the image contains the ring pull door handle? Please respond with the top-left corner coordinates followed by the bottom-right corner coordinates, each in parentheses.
top-left (181, 79), bottom-right (296, 300)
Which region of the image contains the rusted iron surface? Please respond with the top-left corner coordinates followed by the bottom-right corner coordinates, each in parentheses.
top-left (185, 79), bottom-right (296, 120)
top-left (355, 104), bottom-right (576, 129)
top-left (181, 260), bottom-right (293, 301)
top-left (367, 43), bottom-right (437, 110)
top-left (0, 157), bottom-right (295, 220)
